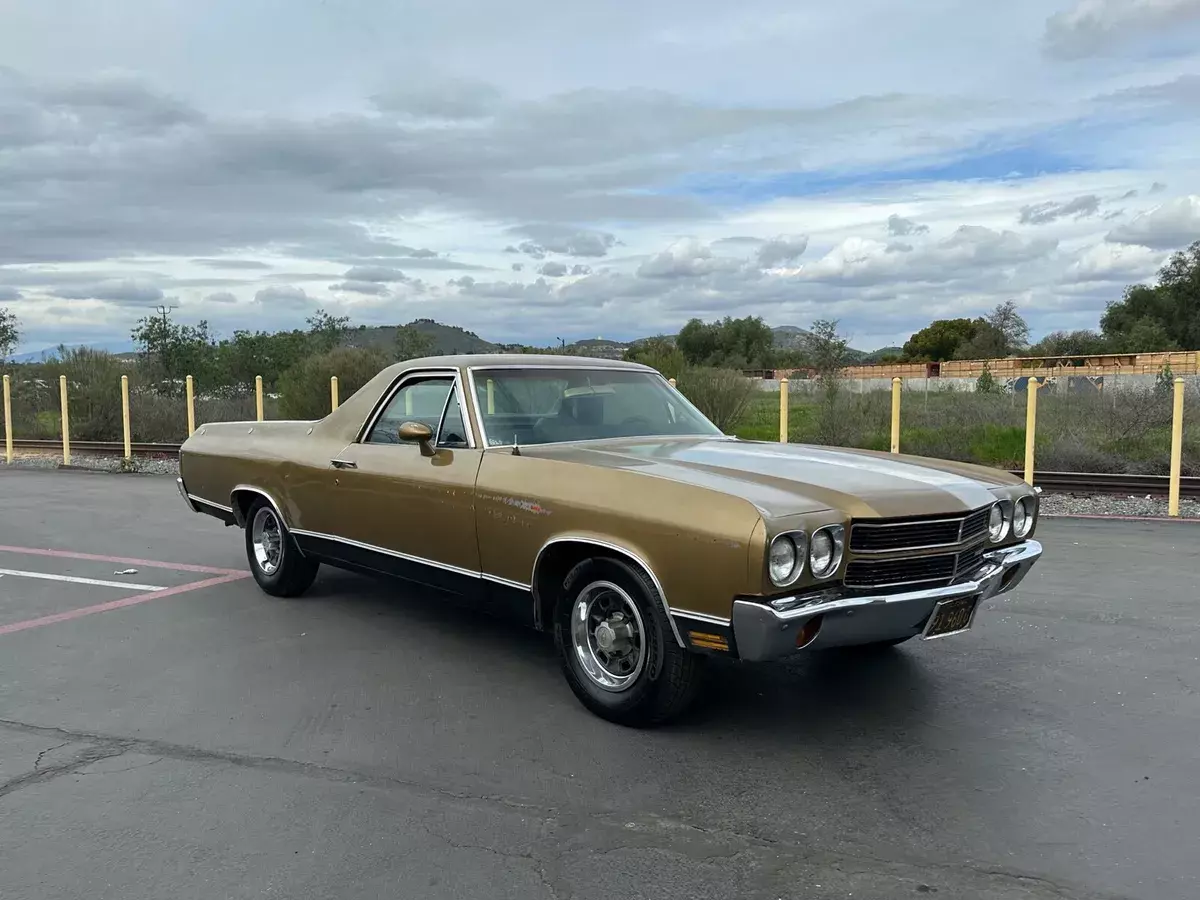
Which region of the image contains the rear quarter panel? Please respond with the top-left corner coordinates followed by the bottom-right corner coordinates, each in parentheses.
top-left (179, 420), bottom-right (346, 528)
top-left (474, 451), bottom-right (764, 620)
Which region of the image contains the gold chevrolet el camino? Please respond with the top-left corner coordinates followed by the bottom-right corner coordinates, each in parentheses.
top-left (177, 354), bottom-right (1043, 725)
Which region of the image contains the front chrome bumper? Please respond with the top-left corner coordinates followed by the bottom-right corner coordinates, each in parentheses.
top-left (732, 539), bottom-right (1043, 662)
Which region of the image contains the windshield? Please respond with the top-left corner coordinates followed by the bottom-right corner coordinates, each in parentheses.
top-left (471, 368), bottom-right (722, 446)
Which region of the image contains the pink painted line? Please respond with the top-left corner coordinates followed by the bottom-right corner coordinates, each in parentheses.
top-left (0, 572), bottom-right (250, 636)
top-left (0, 544), bottom-right (243, 575)
top-left (1041, 513), bottom-right (1200, 523)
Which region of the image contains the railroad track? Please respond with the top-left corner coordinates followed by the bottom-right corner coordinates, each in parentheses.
top-left (8, 438), bottom-right (183, 457)
top-left (7, 438), bottom-right (1200, 498)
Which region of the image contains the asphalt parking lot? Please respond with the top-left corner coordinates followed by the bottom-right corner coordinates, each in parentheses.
top-left (1, 468), bottom-right (1198, 900)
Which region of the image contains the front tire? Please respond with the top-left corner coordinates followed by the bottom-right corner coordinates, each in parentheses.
top-left (554, 556), bottom-right (703, 727)
top-left (243, 498), bottom-right (319, 597)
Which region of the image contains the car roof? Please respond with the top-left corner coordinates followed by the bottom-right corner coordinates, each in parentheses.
top-left (378, 353), bottom-right (656, 376)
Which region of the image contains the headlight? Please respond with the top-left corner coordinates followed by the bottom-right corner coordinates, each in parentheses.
top-left (768, 533), bottom-right (803, 586)
top-left (1013, 496), bottom-right (1034, 538)
top-left (987, 502), bottom-right (1010, 543)
top-left (809, 525), bottom-right (845, 578)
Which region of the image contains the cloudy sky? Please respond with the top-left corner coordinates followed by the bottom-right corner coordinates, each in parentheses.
top-left (2, 0), bottom-right (1199, 355)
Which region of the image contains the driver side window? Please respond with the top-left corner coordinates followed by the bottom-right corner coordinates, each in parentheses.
top-left (365, 377), bottom-right (469, 448)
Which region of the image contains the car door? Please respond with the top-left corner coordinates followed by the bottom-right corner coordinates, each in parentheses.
top-left (305, 368), bottom-right (484, 597)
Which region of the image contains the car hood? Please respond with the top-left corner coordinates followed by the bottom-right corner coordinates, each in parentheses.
top-left (523, 436), bottom-right (1021, 519)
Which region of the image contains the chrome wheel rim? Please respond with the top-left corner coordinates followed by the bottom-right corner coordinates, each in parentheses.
top-left (569, 580), bottom-right (647, 693)
top-left (251, 506), bottom-right (283, 576)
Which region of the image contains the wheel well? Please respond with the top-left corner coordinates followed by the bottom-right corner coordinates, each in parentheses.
top-left (533, 540), bottom-right (665, 635)
top-left (231, 488), bottom-right (275, 528)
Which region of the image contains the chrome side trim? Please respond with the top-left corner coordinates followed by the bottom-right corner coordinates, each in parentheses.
top-left (290, 528), bottom-right (481, 580)
top-left (671, 609), bottom-right (731, 627)
top-left (228, 485), bottom-right (288, 530)
top-left (733, 539), bottom-right (1043, 661)
top-left (531, 535), bottom-right (685, 648)
top-left (289, 529), bottom-right (530, 592)
top-left (355, 367), bottom-right (477, 449)
top-left (190, 494), bottom-right (233, 514)
top-left (176, 477), bottom-right (199, 513)
top-left (482, 573), bottom-right (533, 592)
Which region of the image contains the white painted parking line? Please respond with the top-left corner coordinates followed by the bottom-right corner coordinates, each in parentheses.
top-left (0, 569), bottom-right (168, 592)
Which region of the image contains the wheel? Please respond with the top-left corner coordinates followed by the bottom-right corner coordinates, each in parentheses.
top-left (554, 556), bottom-right (704, 727)
top-left (243, 498), bottom-right (319, 597)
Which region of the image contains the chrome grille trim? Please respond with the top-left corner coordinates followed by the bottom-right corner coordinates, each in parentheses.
top-left (849, 504), bottom-right (992, 555)
top-left (844, 503), bottom-right (996, 590)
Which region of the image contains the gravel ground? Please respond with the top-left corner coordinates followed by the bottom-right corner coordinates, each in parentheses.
top-left (4, 452), bottom-right (1200, 518)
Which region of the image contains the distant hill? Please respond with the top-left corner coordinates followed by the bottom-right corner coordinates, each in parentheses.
top-left (6, 320), bottom-right (899, 367)
top-left (344, 319), bottom-right (498, 355)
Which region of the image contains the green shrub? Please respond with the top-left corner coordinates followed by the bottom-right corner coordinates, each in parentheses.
top-left (278, 347), bottom-right (390, 420)
top-left (675, 366), bottom-right (758, 432)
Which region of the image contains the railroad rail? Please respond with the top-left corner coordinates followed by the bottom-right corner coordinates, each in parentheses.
top-left (6, 438), bottom-right (1199, 499)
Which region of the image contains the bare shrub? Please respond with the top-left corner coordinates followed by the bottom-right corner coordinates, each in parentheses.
top-left (676, 367), bottom-right (758, 432)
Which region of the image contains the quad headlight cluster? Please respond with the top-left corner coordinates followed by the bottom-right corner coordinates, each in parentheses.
top-left (987, 496), bottom-right (1037, 543)
top-left (768, 525), bottom-right (845, 587)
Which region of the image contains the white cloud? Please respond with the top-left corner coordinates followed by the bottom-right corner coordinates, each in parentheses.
top-left (1062, 241), bottom-right (1165, 282)
top-left (254, 285), bottom-right (315, 310)
top-left (2, 2), bottom-right (1199, 355)
top-left (1043, 0), bottom-right (1200, 59)
top-left (1106, 195), bottom-right (1200, 249)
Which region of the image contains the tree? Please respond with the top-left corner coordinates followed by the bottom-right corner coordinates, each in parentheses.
top-left (985, 300), bottom-right (1030, 353)
top-left (976, 362), bottom-right (1000, 394)
top-left (306, 308), bottom-right (351, 354)
top-left (1027, 329), bottom-right (1110, 358)
top-left (0, 307), bottom-right (18, 361)
top-left (676, 315), bottom-right (775, 369)
top-left (1101, 240), bottom-right (1200, 350)
top-left (805, 319), bottom-right (852, 445)
top-left (951, 302), bottom-right (1030, 360)
top-left (279, 346), bottom-right (390, 419)
top-left (901, 318), bottom-right (979, 361)
top-left (395, 323), bottom-right (436, 360)
top-left (130, 310), bottom-right (217, 392)
top-left (623, 336), bottom-right (687, 381)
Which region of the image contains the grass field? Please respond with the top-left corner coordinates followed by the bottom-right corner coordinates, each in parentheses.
top-left (4, 367), bottom-right (1197, 476)
top-left (734, 384), bottom-right (1200, 476)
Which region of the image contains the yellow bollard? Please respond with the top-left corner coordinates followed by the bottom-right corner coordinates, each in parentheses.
top-left (59, 374), bottom-right (71, 466)
top-left (890, 377), bottom-right (902, 453)
top-left (186, 375), bottom-right (196, 436)
top-left (255, 375), bottom-right (264, 422)
top-left (1169, 377), bottom-right (1184, 517)
top-left (330, 375), bottom-right (339, 411)
top-left (668, 377), bottom-right (677, 388)
top-left (121, 375), bottom-right (132, 460)
top-left (486, 378), bottom-right (495, 415)
top-left (2, 374), bottom-right (12, 465)
top-left (1023, 378), bottom-right (1040, 485)
top-left (779, 377), bottom-right (789, 443)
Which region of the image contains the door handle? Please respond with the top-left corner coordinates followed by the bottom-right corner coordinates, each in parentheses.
top-left (330, 458), bottom-right (358, 469)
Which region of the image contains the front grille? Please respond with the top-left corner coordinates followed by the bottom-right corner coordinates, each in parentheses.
top-left (849, 504), bottom-right (993, 553)
top-left (845, 553), bottom-right (957, 588)
top-left (843, 538), bottom-right (991, 590)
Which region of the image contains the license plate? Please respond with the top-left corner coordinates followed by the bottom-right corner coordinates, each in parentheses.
top-left (922, 595), bottom-right (980, 639)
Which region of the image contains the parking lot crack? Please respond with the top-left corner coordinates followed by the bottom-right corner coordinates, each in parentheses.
top-left (0, 745), bottom-right (131, 801)
top-left (32, 741), bottom-right (72, 770)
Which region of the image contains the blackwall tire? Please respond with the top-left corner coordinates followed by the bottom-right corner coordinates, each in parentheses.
top-left (554, 556), bottom-right (703, 727)
top-left (243, 498), bottom-right (319, 598)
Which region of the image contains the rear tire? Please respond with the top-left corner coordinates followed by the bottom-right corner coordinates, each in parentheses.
top-left (243, 498), bottom-right (319, 597)
top-left (554, 556), bottom-right (703, 727)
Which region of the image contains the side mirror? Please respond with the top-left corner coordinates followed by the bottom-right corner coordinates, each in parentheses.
top-left (398, 421), bottom-right (435, 455)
